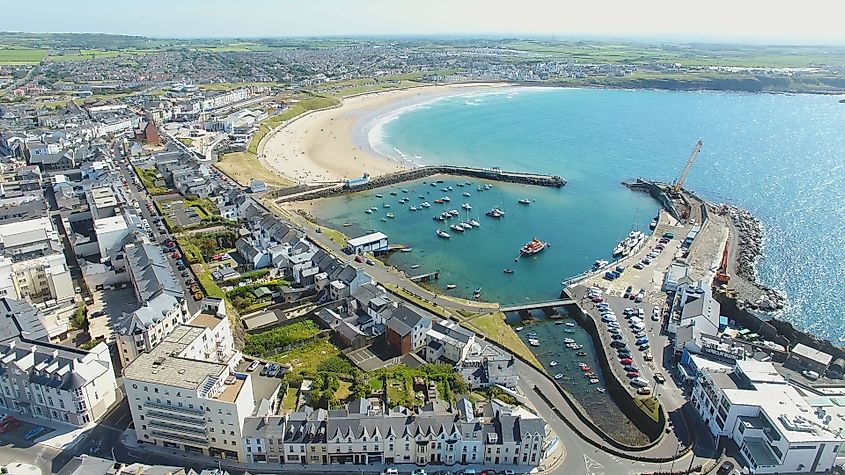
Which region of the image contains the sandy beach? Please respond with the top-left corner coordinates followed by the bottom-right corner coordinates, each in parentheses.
top-left (260, 83), bottom-right (511, 185)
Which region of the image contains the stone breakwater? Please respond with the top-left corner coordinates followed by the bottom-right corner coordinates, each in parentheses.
top-left (276, 166), bottom-right (565, 203)
top-left (722, 204), bottom-right (787, 312)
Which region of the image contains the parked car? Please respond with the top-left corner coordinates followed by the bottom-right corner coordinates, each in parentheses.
top-left (0, 418), bottom-right (20, 433)
top-left (638, 343), bottom-right (650, 351)
top-left (633, 263), bottom-right (645, 270)
top-left (627, 371), bottom-right (641, 378)
top-left (637, 387), bottom-right (653, 395)
top-left (717, 461), bottom-right (735, 475)
top-left (654, 373), bottom-right (666, 384)
top-left (382, 469), bottom-right (399, 475)
top-left (411, 469), bottom-right (427, 475)
top-left (802, 370), bottom-right (820, 380)
top-left (619, 358), bottom-right (633, 365)
top-left (247, 361), bottom-right (260, 372)
top-left (630, 377), bottom-right (649, 388)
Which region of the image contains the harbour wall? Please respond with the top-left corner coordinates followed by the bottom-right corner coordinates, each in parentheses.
top-left (623, 179), bottom-right (681, 221)
top-left (561, 297), bottom-right (668, 443)
top-left (276, 166), bottom-right (565, 202)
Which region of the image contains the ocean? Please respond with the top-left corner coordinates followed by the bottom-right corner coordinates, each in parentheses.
top-left (315, 87), bottom-right (845, 343)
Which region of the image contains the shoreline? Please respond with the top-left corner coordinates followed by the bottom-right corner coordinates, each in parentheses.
top-left (261, 83), bottom-right (517, 185)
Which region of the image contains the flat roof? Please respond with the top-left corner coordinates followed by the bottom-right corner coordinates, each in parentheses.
top-left (215, 377), bottom-right (245, 403)
top-left (347, 232), bottom-right (388, 247)
top-left (188, 311), bottom-right (224, 331)
top-left (791, 343), bottom-right (833, 366)
top-left (94, 216), bottom-right (127, 234)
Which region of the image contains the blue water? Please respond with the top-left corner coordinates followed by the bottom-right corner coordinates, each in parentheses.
top-left (322, 87), bottom-right (845, 342)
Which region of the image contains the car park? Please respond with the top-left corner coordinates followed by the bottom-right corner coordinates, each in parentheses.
top-left (247, 361), bottom-right (260, 372)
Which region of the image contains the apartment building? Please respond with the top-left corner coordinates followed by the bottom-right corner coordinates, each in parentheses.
top-left (425, 320), bottom-right (476, 365)
top-left (242, 397), bottom-right (547, 468)
top-left (693, 360), bottom-right (845, 473)
top-left (115, 241), bottom-right (188, 366)
top-left (0, 297), bottom-right (118, 426)
top-left (0, 217), bottom-right (75, 307)
top-left (124, 301), bottom-right (280, 462)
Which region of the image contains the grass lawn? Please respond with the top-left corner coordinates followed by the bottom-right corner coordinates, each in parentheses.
top-left (215, 151), bottom-right (294, 188)
top-left (458, 311), bottom-right (543, 370)
top-left (244, 320), bottom-right (321, 356)
top-left (191, 263), bottom-right (225, 298)
top-left (133, 166), bottom-right (169, 195)
top-left (282, 387), bottom-right (299, 411)
top-left (177, 137), bottom-right (193, 147)
top-left (268, 337), bottom-right (340, 376)
top-left (183, 197), bottom-right (218, 217)
top-left (0, 48), bottom-right (48, 65)
top-left (336, 381), bottom-right (352, 401)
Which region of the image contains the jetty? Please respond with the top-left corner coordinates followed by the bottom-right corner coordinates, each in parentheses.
top-left (275, 165), bottom-right (565, 203)
top-left (409, 271), bottom-right (440, 282)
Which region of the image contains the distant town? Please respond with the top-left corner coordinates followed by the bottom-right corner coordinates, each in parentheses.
top-left (0, 32), bottom-right (844, 475)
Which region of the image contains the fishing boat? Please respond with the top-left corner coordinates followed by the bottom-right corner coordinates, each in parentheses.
top-left (401, 248), bottom-right (413, 253)
top-left (520, 238), bottom-right (547, 256)
top-left (450, 224), bottom-right (465, 233)
top-left (441, 196), bottom-right (451, 202)
top-left (446, 284), bottom-right (457, 290)
top-left (554, 373), bottom-right (563, 380)
top-left (461, 203), bottom-right (472, 210)
top-left (436, 229), bottom-right (450, 238)
top-left (468, 219), bottom-right (481, 227)
top-left (375, 194), bottom-right (383, 198)
top-left (434, 199), bottom-right (444, 204)
top-left (518, 198), bottom-right (531, 205)
top-left (386, 213), bottom-right (395, 218)
top-left (463, 192), bottom-right (471, 197)
top-left (563, 338), bottom-right (575, 344)
top-left (420, 202), bottom-right (431, 208)
top-left (411, 264), bottom-right (420, 269)
top-left (549, 361), bottom-right (559, 367)
top-left (503, 268), bottom-right (514, 274)
top-left (409, 206), bottom-right (418, 211)
top-left (486, 208), bottom-right (505, 218)
top-left (576, 351), bottom-right (587, 356)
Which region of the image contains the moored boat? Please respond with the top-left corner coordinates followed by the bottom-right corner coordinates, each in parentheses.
top-left (386, 213), bottom-right (395, 218)
top-left (420, 201), bottom-right (431, 208)
top-left (401, 248), bottom-right (413, 253)
top-left (461, 203), bottom-right (472, 210)
top-left (441, 196), bottom-right (451, 202)
top-left (383, 203), bottom-right (391, 208)
top-left (503, 268), bottom-right (514, 274)
top-left (554, 373), bottom-right (563, 380)
top-left (518, 198), bottom-right (531, 205)
top-left (446, 284), bottom-right (457, 290)
top-left (375, 193), bottom-right (383, 198)
top-left (449, 209), bottom-right (460, 216)
top-left (450, 224), bottom-right (465, 233)
top-left (486, 208), bottom-right (505, 218)
top-left (549, 361), bottom-right (558, 367)
top-left (520, 238), bottom-right (547, 256)
top-left (411, 264), bottom-right (420, 269)
top-left (436, 229), bottom-right (450, 238)
top-left (563, 338), bottom-right (575, 344)
top-left (409, 206), bottom-right (417, 211)
top-left (468, 219), bottom-right (481, 227)
top-left (462, 192), bottom-right (471, 197)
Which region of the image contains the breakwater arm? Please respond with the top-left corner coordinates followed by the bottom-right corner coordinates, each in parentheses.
top-left (275, 165), bottom-right (565, 202)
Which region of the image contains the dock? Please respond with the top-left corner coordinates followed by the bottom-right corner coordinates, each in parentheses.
top-left (409, 271), bottom-right (439, 283)
top-left (276, 165), bottom-right (566, 203)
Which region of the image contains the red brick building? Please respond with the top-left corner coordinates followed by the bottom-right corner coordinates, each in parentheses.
top-left (135, 120), bottom-right (161, 144)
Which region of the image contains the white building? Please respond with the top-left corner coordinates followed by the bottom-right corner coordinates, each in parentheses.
top-left (0, 298), bottom-right (118, 426)
top-left (346, 232), bottom-right (389, 255)
top-left (123, 300), bottom-right (279, 463)
top-left (693, 360), bottom-right (845, 473)
top-left (425, 320), bottom-right (477, 365)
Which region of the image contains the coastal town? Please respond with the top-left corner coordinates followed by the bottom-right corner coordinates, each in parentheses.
top-left (0, 28), bottom-right (844, 475)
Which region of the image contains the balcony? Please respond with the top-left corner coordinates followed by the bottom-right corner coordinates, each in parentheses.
top-left (151, 430), bottom-right (209, 445)
top-left (144, 401), bottom-right (205, 417)
top-left (148, 420), bottom-right (208, 436)
top-left (147, 410), bottom-right (207, 427)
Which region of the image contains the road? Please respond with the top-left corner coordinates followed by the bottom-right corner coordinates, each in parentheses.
top-left (115, 153), bottom-right (200, 315)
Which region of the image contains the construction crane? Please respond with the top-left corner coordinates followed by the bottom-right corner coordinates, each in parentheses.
top-left (672, 140), bottom-right (703, 194)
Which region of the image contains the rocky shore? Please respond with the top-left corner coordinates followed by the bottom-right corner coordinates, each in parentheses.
top-left (720, 204), bottom-right (787, 312)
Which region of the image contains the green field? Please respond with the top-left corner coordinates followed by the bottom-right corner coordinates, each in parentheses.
top-left (244, 320), bottom-right (321, 356)
top-left (0, 48), bottom-right (48, 65)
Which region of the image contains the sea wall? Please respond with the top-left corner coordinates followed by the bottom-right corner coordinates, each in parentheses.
top-left (623, 179), bottom-right (680, 220)
top-left (276, 166), bottom-right (565, 202)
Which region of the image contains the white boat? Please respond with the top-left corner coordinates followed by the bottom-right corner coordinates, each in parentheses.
top-left (460, 222), bottom-right (473, 230)
top-left (518, 198), bottom-right (531, 205)
top-left (461, 203), bottom-right (472, 210)
top-left (402, 189), bottom-right (409, 193)
top-left (563, 338), bottom-right (575, 344)
top-left (549, 361), bottom-right (559, 367)
top-left (383, 203), bottom-right (391, 208)
top-left (528, 339), bottom-right (540, 347)
top-left (436, 229), bottom-right (450, 238)
top-left (375, 194), bottom-right (383, 198)
top-left (410, 264), bottom-right (420, 269)
top-left (554, 373), bottom-right (564, 380)
top-left (469, 219), bottom-right (481, 227)
top-left (447, 186), bottom-right (453, 191)
top-left (449, 209), bottom-right (460, 216)
top-left (486, 208), bottom-right (505, 218)
top-left (365, 209), bottom-right (373, 214)
top-left (597, 388), bottom-right (606, 393)
top-left (449, 224), bottom-right (465, 233)
top-left (409, 206), bottom-right (417, 211)
top-left (386, 213), bottom-right (395, 218)
top-left (420, 202), bottom-right (431, 208)
top-left (613, 230), bottom-right (645, 257)
top-left (483, 184), bottom-right (492, 190)
top-left (565, 322), bottom-right (575, 327)
top-left (401, 248), bottom-right (413, 253)
top-left (463, 192), bottom-right (471, 197)
top-left (515, 326), bottom-right (524, 332)
top-left (441, 196), bottom-right (451, 202)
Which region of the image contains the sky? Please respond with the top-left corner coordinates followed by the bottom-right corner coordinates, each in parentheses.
top-left (3, 0), bottom-right (845, 44)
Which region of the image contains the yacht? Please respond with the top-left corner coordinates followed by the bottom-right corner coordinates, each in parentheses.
top-left (420, 202), bottom-right (431, 208)
top-left (463, 192), bottom-right (471, 197)
top-left (375, 194), bottom-right (383, 198)
top-left (461, 203), bottom-right (472, 210)
top-left (409, 206), bottom-right (417, 211)
top-left (449, 209), bottom-right (460, 216)
top-left (450, 224), bottom-right (465, 233)
top-left (365, 209), bottom-right (373, 214)
top-left (383, 203), bottom-right (391, 208)
top-left (441, 196), bottom-right (451, 202)
top-left (436, 229), bottom-right (450, 238)
top-left (518, 198), bottom-right (531, 205)
top-left (468, 219), bottom-right (481, 227)
top-left (433, 215), bottom-right (445, 221)
top-left (386, 213), bottom-right (395, 219)
top-left (486, 208), bottom-right (505, 218)
top-left (549, 361), bottom-right (559, 367)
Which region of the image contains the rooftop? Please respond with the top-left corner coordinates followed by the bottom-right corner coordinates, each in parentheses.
top-left (791, 343), bottom-right (833, 366)
top-left (188, 310), bottom-right (224, 331)
top-left (347, 232), bottom-right (388, 247)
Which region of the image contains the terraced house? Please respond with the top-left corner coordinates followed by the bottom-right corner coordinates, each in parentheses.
top-left (242, 397), bottom-right (548, 468)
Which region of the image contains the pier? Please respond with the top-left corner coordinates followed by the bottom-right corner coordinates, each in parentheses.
top-left (409, 271), bottom-right (439, 282)
top-left (276, 165), bottom-right (566, 203)
top-left (501, 298), bottom-right (576, 313)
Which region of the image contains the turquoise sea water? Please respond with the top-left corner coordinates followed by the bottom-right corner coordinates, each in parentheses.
top-left (317, 87), bottom-right (845, 342)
